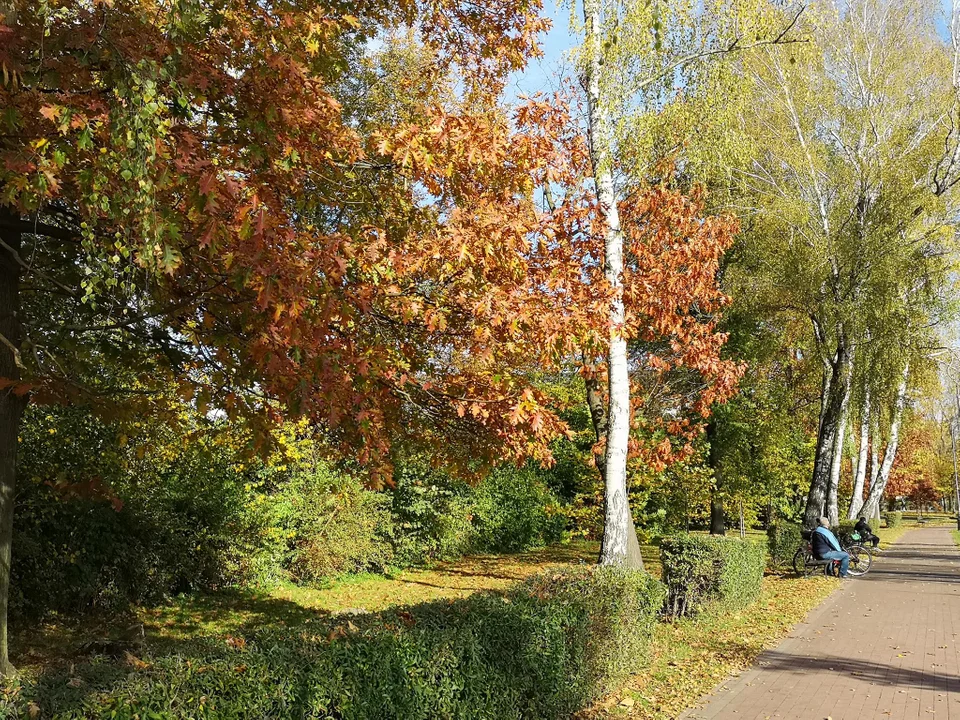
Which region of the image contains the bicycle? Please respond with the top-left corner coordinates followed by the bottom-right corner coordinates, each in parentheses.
top-left (793, 530), bottom-right (873, 577)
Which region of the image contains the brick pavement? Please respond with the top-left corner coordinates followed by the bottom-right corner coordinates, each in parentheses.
top-left (680, 527), bottom-right (960, 720)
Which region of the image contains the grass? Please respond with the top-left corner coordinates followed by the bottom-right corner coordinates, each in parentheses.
top-left (875, 524), bottom-right (909, 549)
top-left (10, 536), bottom-right (844, 720)
top-left (14, 541), bottom-right (625, 671)
top-left (581, 574), bottom-right (838, 718)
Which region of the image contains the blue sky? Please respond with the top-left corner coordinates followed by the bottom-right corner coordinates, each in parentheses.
top-left (506, 1), bottom-right (576, 100)
top-left (506, 0), bottom-right (958, 101)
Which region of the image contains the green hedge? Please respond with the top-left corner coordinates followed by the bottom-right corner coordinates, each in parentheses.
top-left (15, 568), bottom-right (665, 720)
top-left (883, 511), bottom-right (903, 528)
top-left (766, 522), bottom-right (802, 569)
top-left (660, 535), bottom-right (767, 617)
top-left (835, 520), bottom-right (857, 543)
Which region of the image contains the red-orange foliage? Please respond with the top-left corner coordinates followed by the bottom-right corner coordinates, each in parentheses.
top-left (887, 417), bottom-right (948, 506)
top-left (1, 0), bottom-right (739, 484)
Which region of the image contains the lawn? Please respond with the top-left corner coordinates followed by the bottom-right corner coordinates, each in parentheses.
top-left (8, 536), bottom-right (843, 720)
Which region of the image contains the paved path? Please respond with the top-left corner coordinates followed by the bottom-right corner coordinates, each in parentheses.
top-left (681, 527), bottom-right (960, 720)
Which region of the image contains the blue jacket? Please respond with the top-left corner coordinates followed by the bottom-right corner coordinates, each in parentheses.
top-left (812, 526), bottom-right (842, 558)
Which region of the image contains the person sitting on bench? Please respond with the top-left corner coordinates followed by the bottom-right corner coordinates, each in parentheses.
top-left (854, 516), bottom-right (880, 548)
top-left (812, 517), bottom-right (850, 578)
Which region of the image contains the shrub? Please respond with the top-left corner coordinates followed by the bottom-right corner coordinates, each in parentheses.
top-left (660, 534), bottom-right (767, 617)
top-left (835, 520), bottom-right (857, 543)
top-left (279, 469), bottom-right (395, 583)
top-left (12, 409), bottom-right (266, 618)
top-left (390, 460), bottom-right (475, 565)
top-left (15, 568), bottom-right (666, 720)
top-left (883, 511), bottom-right (903, 528)
top-left (470, 467), bottom-right (567, 553)
top-left (766, 522), bottom-right (803, 569)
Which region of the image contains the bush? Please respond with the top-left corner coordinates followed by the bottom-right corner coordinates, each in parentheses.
top-left (279, 469), bottom-right (396, 583)
top-left (15, 568), bottom-right (666, 720)
top-left (660, 534), bottom-right (767, 617)
top-left (835, 520), bottom-right (857, 543)
top-left (390, 460), bottom-right (475, 565)
top-left (883, 511), bottom-right (903, 528)
top-left (470, 467), bottom-right (567, 553)
top-left (12, 409), bottom-right (266, 617)
top-left (766, 522), bottom-right (803, 569)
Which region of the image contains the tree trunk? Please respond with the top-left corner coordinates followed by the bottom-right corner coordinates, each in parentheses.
top-left (583, 0), bottom-right (642, 570)
top-left (847, 387), bottom-right (870, 519)
top-left (584, 372), bottom-right (608, 481)
top-left (706, 422), bottom-right (725, 534)
top-left (868, 417), bottom-right (880, 492)
top-left (710, 495), bottom-right (725, 535)
top-left (585, 371), bottom-right (645, 567)
top-left (804, 338), bottom-right (853, 528)
top-left (826, 381), bottom-right (851, 526)
top-left (861, 363), bottom-right (909, 521)
top-left (0, 204), bottom-right (25, 677)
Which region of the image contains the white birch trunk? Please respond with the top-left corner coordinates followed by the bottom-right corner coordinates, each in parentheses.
top-left (847, 387), bottom-right (870, 519)
top-left (868, 418), bottom-right (880, 491)
top-left (583, 0), bottom-right (643, 569)
top-left (826, 388), bottom-right (849, 526)
top-left (862, 364), bottom-right (910, 521)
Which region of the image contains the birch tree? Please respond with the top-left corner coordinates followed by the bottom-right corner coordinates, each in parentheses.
top-left (847, 383), bottom-right (870, 518)
top-left (572, 0), bottom-right (803, 566)
top-left (730, 0), bottom-right (959, 528)
top-left (861, 363), bottom-right (911, 520)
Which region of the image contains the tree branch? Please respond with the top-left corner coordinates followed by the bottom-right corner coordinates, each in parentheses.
top-left (635, 5), bottom-right (808, 93)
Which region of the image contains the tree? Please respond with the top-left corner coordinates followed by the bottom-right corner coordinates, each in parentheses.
top-left (0, 0), bottom-right (570, 675)
top-left (572, 0), bottom-right (801, 567)
top-left (730, 0), bottom-right (959, 528)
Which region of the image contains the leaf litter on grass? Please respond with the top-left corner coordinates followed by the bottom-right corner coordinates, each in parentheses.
top-left (14, 541), bottom-right (613, 670)
top-left (580, 574), bottom-right (837, 719)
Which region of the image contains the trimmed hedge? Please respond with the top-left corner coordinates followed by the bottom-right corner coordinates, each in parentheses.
top-left (835, 520), bottom-right (857, 544)
top-left (661, 534), bottom-right (767, 617)
top-left (16, 568), bottom-right (665, 720)
top-left (766, 522), bottom-right (803, 569)
top-left (883, 511), bottom-right (903, 528)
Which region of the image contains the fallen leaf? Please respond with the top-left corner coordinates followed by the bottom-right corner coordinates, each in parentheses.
top-left (123, 651), bottom-right (149, 670)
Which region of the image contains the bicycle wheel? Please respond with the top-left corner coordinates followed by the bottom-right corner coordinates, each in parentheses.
top-left (846, 545), bottom-right (873, 577)
top-left (792, 547), bottom-right (808, 575)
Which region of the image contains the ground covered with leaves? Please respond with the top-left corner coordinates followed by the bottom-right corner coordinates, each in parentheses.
top-left (13, 541), bottom-right (623, 670)
top-left (585, 574), bottom-right (837, 718)
top-left (7, 532), bottom-right (865, 719)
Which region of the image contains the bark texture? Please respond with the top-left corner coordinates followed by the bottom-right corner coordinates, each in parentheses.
top-left (0, 204), bottom-right (24, 677)
top-left (826, 380), bottom-right (851, 526)
top-left (847, 387), bottom-right (870, 519)
top-left (861, 364), bottom-right (909, 521)
top-left (583, 0), bottom-right (642, 569)
top-left (804, 337), bottom-right (854, 528)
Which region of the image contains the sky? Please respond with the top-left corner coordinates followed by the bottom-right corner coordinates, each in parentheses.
top-left (507, 0), bottom-right (959, 102)
top-left (506, 2), bottom-right (576, 101)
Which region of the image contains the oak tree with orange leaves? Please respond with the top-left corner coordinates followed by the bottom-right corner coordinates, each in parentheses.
top-left (0, 0), bottom-right (569, 675)
top-left (0, 0), bottom-right (747, 676)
